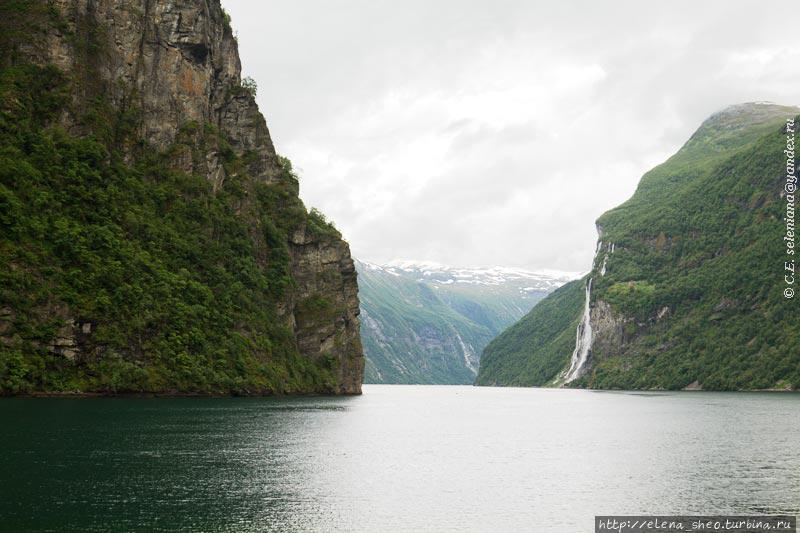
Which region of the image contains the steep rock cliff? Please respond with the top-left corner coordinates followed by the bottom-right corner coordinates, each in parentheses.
top-left (0, 0), bottom-right (363, 394)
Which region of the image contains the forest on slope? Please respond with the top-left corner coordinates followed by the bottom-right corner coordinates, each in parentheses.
top-left (476, 103), bottom-right (800, 391)
top-left (0, 0), bottom-right (363, 395)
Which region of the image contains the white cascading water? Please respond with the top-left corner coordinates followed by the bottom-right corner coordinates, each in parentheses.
top-left (563, 278), bottom-right (593, 383)
top-left (455, 333), bottom-right (477, 375)
top-left (591, 241), bottom-right (603, 269)
top-left (600, 242), bottom-right (614, 276)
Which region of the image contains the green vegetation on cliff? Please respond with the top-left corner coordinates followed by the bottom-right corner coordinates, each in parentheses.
top-left (477, 103), bottom-right (800, 391)
top-left (587, 104), bottom-right (800, 390)
top-left (0, 0), bottom-right (364, 395)
top-left (0, 63), bottom-right (340, 394)
top-left (475, 279), bottom-right (584, 386)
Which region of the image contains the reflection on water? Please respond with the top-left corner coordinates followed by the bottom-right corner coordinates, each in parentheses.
top-left (0, 385), bottom-right (798, 532)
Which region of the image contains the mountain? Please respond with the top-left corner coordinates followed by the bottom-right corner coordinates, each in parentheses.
top-left (476, 102), bottom-right (800, 391)
top-left (475, 279), bottom-right (585, 386)
top-left (357, 260), bottom-right (578, 384)
top-left (0, 0), bottom-right (363, 394)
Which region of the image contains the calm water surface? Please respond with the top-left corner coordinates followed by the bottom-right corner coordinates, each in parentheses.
top-left (0, 385), bottom-right (798, 532)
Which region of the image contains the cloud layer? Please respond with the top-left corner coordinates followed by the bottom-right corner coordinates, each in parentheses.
top-left (223, 0), bottom-right (800, 271)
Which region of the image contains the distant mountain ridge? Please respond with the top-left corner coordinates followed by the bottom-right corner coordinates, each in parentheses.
top-left (384, 260), bottom-right (576, 288)
top-left (357, 260), bottom-right (579, 384)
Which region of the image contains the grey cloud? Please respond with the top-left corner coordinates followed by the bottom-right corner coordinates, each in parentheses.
top-left (223, 0), bottom-right (800, 271)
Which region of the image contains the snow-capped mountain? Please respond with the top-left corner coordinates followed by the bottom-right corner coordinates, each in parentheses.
top-left (356, 259), bottom-right (581, 384)
top-left (382, 260), bottom-right (580, 291)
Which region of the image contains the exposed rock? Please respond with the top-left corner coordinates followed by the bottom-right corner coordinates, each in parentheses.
top-left (40, 0), bottom-right (280, 184)
top-left (683, 380), bottom-right (703, 391)
top-left (713, 298), bottom-right (737, 312)
top-left (289, 229), bottom-right (363, 393)
top-left (49, 319), bottom-right (78, 361)
top-left (0, 307), bottom-right (13, 337)
top-left (589, 299), bottom-right (628, 360)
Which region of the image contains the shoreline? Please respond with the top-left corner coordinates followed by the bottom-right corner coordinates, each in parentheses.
top-left (3, 390), bottom-right (364, 399)
top-left (5, 385), bottom-right (797, 398)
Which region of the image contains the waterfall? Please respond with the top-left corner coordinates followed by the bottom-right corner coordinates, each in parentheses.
top-left (591, 241), bottom-right (603, 269)
top-left (559, 238), bottom-right (605, 385)
top-left (455, 332), bottom-right (477, 375)
top-left (600, 242), bottom-right (614, 276)
top-left (563, 278), bottom-right (593, 383)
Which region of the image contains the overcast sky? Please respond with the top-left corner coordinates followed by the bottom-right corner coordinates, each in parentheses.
top-left (223, 0), bottom-right (800, 272)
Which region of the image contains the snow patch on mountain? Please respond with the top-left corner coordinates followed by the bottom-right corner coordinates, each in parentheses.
top-left (365, 259), bottom-right (583, 292)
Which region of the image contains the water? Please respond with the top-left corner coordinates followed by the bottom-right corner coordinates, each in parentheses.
top-left (563, 277), bottom-right (593, 384)
top-left (0, 385), bottom-right (798, 532)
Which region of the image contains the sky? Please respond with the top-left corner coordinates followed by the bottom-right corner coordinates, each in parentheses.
top-left (222, 0), bottom-right (800, 272)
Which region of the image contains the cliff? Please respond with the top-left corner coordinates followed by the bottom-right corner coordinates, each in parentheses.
top-left (0, 0), bottom-right (363, 394)
top-left (476, 103), bottom-right (800, 391)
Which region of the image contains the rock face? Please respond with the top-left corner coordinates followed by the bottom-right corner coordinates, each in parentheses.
top-left (9, 0), bottom-right (363, 394)
top-left (588, 299), bottom-right (627, 362)
top-left (40, 0), bottom-right (276, 183)
top-left (289, 227), bottom-right (363, 394)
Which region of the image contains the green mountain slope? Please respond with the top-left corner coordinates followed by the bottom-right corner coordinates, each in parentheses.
top-left (476, 102), bottom-right (800, 390)
top-left (475, 279), bottom-right (584, 386)
top-left (357, 261), bottom-right (575, 384)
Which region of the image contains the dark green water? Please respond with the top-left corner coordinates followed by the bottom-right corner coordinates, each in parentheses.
top-left (0, 385), bottom-right (798, 532)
